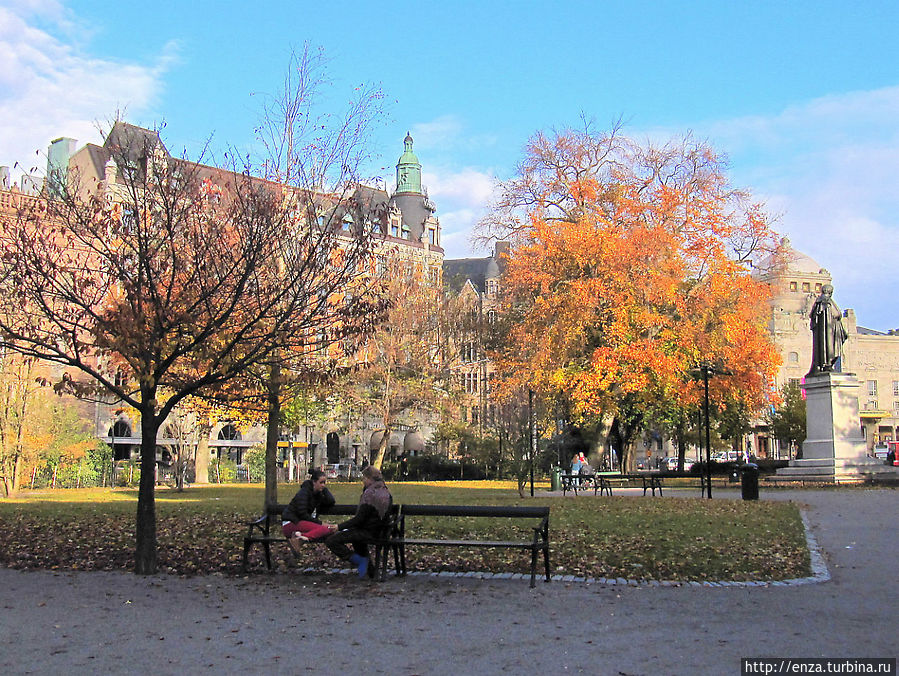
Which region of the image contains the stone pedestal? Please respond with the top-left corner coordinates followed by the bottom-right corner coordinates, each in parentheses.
top-left (776, 372), bottom-right (898, 482)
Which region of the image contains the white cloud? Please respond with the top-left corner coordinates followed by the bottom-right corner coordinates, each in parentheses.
top-left (410, 115), bottom-right (498, 155)
top-left (0, 4), bottom-right (173, 181)
top-left (422, 167), bottom-right (498, 258)
top-left (685, 87), bottom-right (899, 332)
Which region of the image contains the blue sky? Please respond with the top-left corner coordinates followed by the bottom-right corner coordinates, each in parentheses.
top-left (2, 0), bottom-right (898, 330)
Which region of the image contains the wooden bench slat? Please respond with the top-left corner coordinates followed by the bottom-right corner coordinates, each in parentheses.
top-left (399, 539), bottom-right (540, 547)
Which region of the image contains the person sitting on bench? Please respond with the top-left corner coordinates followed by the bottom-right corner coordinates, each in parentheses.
top-left (325, 466), bottom-right (393, 579)
top-left (282, 469), bottom-right (337, 553)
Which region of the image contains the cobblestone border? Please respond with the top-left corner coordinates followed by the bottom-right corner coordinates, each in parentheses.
top-left (318, 508), bottom-right (830, 588)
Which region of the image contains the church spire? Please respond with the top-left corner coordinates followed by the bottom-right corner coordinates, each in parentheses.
top-left (395, 131), bottom-right (422, 194)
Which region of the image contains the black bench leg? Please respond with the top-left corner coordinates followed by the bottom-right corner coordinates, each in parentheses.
top-left (242, 538), bottom-right (252, 572)
top-left (263, 542), bottom-right (273, 570)
top-left (543, 544), bottom-right (551, 583)
top-left (398, 542), bottom-right (407, 577)
top-left (530, 548), bottom-right (538, 588)
top-left (379, 543), bottom-right (390, 581)
top-left (392, 543), bottom-right (403, 577)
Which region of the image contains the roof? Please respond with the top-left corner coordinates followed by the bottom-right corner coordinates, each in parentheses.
top-left (443, 250), bottom-right (505, 294)
top-left (756, 237), bottom-right (827, 277)
top-left (444, 257), bottom-right (490, 293)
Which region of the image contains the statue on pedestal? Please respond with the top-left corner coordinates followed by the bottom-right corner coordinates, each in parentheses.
top-left (807, 283), bottom-right (848, 376)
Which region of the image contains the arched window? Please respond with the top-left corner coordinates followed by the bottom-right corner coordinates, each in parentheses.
top-left (218, 424), bottom-right (241, 441)
top-left (109, 420), bottom-right (131, 438)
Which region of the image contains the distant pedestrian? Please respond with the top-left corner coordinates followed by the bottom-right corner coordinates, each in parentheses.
top-left (571, 453), bottom-right (583, 486)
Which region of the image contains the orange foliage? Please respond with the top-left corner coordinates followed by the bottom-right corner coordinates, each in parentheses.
top-left (490, 128), bottom-right (781, 425)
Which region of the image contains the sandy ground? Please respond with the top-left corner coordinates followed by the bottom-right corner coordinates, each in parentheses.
top-left (0, 488), bottom-right (896, 675)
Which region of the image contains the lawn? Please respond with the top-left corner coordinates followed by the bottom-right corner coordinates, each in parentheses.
top-left (0, 481), bottom-right (810, 582)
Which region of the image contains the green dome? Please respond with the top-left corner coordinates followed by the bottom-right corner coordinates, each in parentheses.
top-left (395, 131), bottom-right (422, 194)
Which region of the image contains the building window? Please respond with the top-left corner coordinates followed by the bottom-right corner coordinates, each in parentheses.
top-left (788, 378), bottom-right (801, 389)
top-left (789, 281), bottom-right (798, 292)
top-left (487, 310), bottom-right (497, 324)
top-left (114, 369), bottom-right (129, 388)
top-left (893, 380), bottom-right (899, 397)
top-left (390, 220), bottom-right (400, 237)
top-left (893, 400), bottom-right (899, 415)
top-left (815, 283), bottom-right (822, 292)
top-left (788, 352), bottom-right (799, 363)
top-left (801, 282), bottom-right (811, 292)
top-left (868, 380), bottom-right (878, 397)
top-left (486, 279), bottom-right (498, 296)
top-left (428, 227), bottom-right (437, 245)
top-left (110, 420), bottom-right (131, 438)
top-left (463, 371), bottom-right (479, 394)
top-left (218, 424), bottom-right (241, 441)
top-left (866, 400), bottom-right (878, 411)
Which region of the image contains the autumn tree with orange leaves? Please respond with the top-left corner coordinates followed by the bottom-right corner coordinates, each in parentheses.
top-left (481, 125), bottom-right (781, 471)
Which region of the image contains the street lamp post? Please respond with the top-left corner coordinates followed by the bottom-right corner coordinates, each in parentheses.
top-left (528, 388), bottom-right (535, 497)
top-left (694, 361), bottom-right (732, 500)
top-left (701, 364), bottom-right (713, 499)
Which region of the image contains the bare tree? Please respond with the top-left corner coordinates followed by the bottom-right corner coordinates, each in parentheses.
top-left (0, 111), bottom-right (385, 573)
top-left (249, 45), bottom-right (388, 501)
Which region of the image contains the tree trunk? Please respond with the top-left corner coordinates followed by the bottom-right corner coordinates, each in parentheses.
top-left (264, 363), bottom-right (281, 507)
top-left (371, 424), bottom-right (391, 470)
top-left (194, 423), bottom-right (211, 484)
top-left (12, 449), bottom-right (21, 493)
top-left (134, 404), bottom-right (158, 575)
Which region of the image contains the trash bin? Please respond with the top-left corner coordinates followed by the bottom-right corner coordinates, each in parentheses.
top-left (551, 466), bottom-right (561, 492)
top-left (740, 462), bottom-right (759, 500)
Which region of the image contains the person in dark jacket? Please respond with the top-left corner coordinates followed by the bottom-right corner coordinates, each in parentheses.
top-left (325, 465), bottom-right (392, 578)
top-left (282, 469), bottom-right (337, 553)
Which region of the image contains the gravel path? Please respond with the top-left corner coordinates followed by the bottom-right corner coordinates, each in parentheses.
top-left (1, 488), bottom-right (895, 675)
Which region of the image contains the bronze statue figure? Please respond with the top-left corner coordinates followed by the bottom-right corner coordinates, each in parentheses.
top-left (807, 283), bottom-right (848, 376)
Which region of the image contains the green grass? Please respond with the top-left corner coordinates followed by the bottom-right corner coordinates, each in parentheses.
top-left (0, 482), bottom-right (810, 581)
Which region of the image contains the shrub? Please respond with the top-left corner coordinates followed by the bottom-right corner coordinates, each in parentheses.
top-left (113, 460), bottom-right (140, 487)
top-left (384, 455), bottom-right (488, 481)
top-left (243, 447), bottom-right (266, 483)
top-left (209, 458), bottom-right (236, 483)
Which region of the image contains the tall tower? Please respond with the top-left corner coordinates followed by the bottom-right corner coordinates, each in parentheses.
top-left (395, 131), bottom-right (422, 194)
top-left (390, 132), bottom-right (435, 243)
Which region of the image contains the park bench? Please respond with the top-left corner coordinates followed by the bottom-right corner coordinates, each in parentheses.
top-left (242, 502), bottom-right (399, 581)
top-left (389, 504), bottom-right (551, 588)
top-left (563, 472), bottom-right (663, 496)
